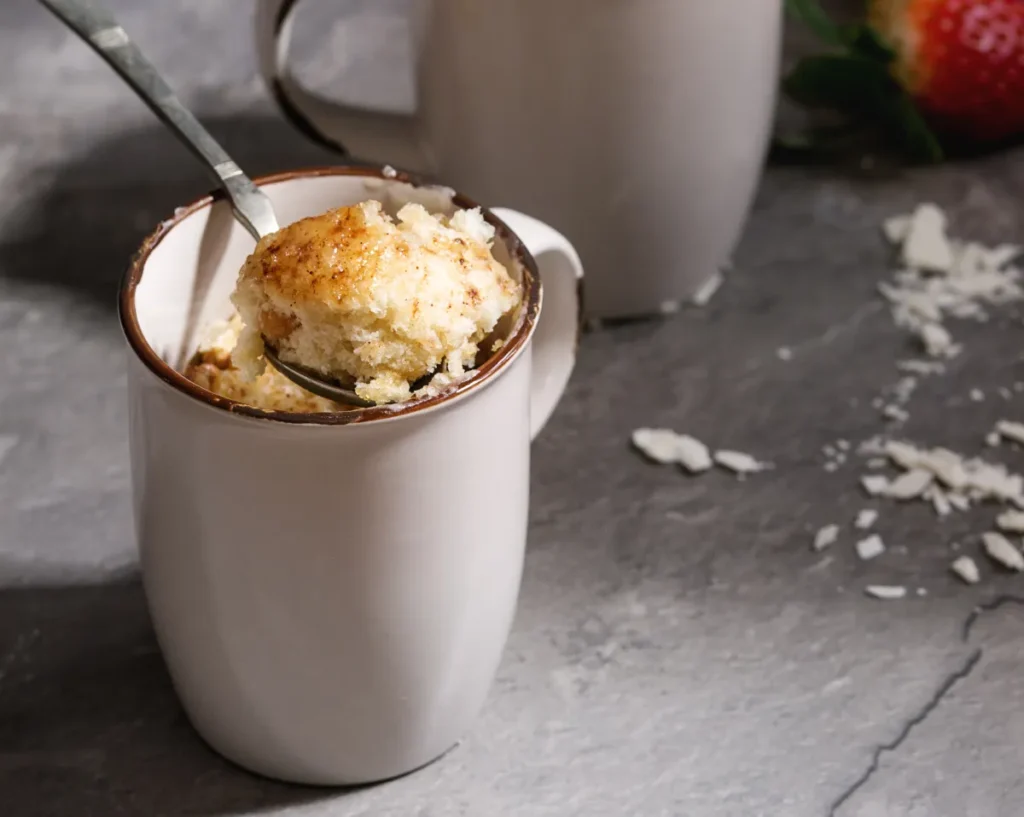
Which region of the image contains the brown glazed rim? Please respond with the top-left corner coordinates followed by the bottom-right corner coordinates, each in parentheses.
top-left (118, 164), bottom-right (542, 426)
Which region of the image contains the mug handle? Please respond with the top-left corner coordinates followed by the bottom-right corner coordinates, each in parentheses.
top-left (253, 0), bottom-right (430, 172)
top-left (491, 209), bottom-right (584, 441)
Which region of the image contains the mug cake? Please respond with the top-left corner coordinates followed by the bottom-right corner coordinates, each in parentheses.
top-left (185, 199), bottom-right (522, 409)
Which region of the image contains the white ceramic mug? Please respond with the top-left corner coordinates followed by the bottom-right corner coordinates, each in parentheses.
top-left (120, 166), bottom-right (582, 785)
top-left (254, 0), bottom-right (782, 319)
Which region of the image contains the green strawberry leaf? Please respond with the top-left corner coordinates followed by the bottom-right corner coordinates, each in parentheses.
top-left (878, 94), bottom-right (945, 163)
top-left (844, 26), bottom-right (896, 62)
top-left (783, 55), bottom-right (943, 163)
top-left (785, 0), bottom-right (895, 61)
top-left (784, 0), bottom-right (848, 48)
top-left (783, 54), bottom-right (896, 110)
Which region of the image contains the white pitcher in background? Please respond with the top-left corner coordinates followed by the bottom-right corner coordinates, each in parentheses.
top-left (256, 0), bottom-right (782, 319)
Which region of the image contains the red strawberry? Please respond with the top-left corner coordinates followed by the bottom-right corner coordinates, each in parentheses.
top-left (782, 0), bottom-right (1024, 162)
top-left (870, 0), bottom-right (1024, 145)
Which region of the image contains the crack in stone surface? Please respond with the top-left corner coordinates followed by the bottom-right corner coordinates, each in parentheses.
top-left (962, 594), bottom-right (1024, 641)
top-left (828, 594), bottom-right (1024, 816)
top-left (827, 648), bottom-right (983, 816)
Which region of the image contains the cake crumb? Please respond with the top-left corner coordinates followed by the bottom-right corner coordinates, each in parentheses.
top-left (231, 200), bottom-right (520, 404)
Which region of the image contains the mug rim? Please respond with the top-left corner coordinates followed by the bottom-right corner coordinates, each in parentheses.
top-left (118, 164), bottom-right (542, 426)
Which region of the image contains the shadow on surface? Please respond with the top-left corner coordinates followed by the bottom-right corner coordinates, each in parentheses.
top-left (0, 113), bottom-right (341, 311)
top-left (0, 582), bottom-right (337, 817)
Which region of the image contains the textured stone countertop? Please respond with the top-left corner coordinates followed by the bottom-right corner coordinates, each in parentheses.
top-left (3, 2), bottom-right (1024, 816)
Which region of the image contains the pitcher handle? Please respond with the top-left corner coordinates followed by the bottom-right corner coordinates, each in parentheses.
top-left (254, 0), bottom-right (430, 173)
top-left (491, 209), bottom-right (584, 440)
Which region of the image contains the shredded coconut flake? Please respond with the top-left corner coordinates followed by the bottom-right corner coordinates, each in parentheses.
top-left (879, 204), bottom-right (1023, 362)
top-left (854, 509), bottom-right (878, 530)
top-left (896, 359), bottom-right (945, 376)
top-left (996, 420), bottom-right (1024, 446)
top-left (714, 450), bottom-right (770, 476)
top-left (631, 428), bottom-right (714, 474)
top-left (813, 524), bottom-right (840, 552)
top-left (984, 244), bottom-right (1020, 269)
top-left (861, 475), bottom-right (890, 496)
top-left (982, 531), bottom-right (1024, 571)
top-left (882, 468), bottom-right (934, 500)
top-left (856, 534), bottom-right (886, 561)
top-left (901, 203), bottom-right (955, 273)
top-left (690, 271), bottom-right (724, 307)
top-left (951, 556), bottom-right (981, 585)
top-left (883, 214), bottom-right (912, 245)
top-left (675, 437), bottom-right (715, 474)
top-left (883, 441), bottom-right (1024, 504)
top-left (865, 585), bottom-right (907, 600)
top-left (883, 405), bottom-right (910, 423)
top-left (918, 323), bottom-right (957, 358)
top-left (947, 492), bottom-right (971, 512)
top-left (631, 428), bottom-right (683, 465)
top-left (997, 510), bottom-right (1024, 533)
top-left (924, 485), bottom-right (953, 517)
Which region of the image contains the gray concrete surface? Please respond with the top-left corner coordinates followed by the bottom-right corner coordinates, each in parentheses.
top-left (2, 1), bottom-right (1024, 815)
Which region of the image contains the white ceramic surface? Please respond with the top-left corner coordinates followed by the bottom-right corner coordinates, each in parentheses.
top-left (254, 0), bottom-right (782, 318)
top-left (120, 168), bottom-right (582, 785)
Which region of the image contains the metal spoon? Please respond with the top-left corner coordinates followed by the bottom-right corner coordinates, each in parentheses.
top-left (39, 0), bottom-right (373, 408)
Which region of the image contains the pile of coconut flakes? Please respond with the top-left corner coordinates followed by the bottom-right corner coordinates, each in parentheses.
top-left (632, 202), bottom-right (1024, 599)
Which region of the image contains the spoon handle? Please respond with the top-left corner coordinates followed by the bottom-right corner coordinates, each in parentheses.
top-left (38, 0), bottom-right (279, 241)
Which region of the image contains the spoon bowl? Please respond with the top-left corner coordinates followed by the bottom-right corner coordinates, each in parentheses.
top-left (262, 345), bottom-right (375, 407)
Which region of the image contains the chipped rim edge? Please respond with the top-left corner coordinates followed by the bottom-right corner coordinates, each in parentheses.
top-left (118, 164), bottom-right (543, 427)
